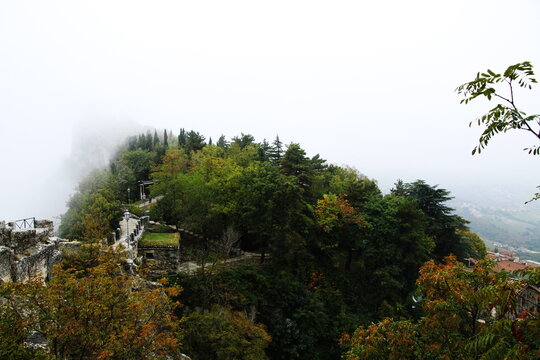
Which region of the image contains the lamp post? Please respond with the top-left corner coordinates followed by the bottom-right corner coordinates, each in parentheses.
top-left (127, 187), bottom-right (131, 205)
top-left (124, 210), bottom-right (130, 249)
top-left (139, 182), bottom-right (145, 202)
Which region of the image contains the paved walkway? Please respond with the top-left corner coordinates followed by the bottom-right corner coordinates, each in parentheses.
top-left (119, 218), bottom-right (140, 240)
top-left (177, 252), bottom-right (264, 274)
top-left (138, 196), bottom-right (163, 209)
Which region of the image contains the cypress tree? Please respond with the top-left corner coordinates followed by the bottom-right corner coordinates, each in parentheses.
top-left (153, 130), bottom-right (160, 148)
top-left (178, 128), bottom-right (187, 150)
top-left (146, 133), bottom-right (153, 150)
top-left (138, 134), bottom-right (145, 149)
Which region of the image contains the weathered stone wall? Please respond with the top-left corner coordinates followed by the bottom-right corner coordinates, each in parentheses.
top-left (0, 246), bottom-right (14, 282)
top-left (0, 220), bottom-right (79, 283)
top-left (138, 246), bottom-right (181, 276)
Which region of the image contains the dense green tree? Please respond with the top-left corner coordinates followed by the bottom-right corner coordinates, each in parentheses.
top-left (392, 180), bottom-right (470, 260)
top-left (81, 189), bottom-right (121, 242)
top-left (281, 143), bottom-right (324, 201)
top-left (456, 229), bottom-right (488, 259)
top-left (149, 149), bottom-right (190, 228)
top-left (137, 134), bottom-right (146, 149)
top-left (361, 194), bottom-right (434, 308)
top-left (181, 306), bottom-right (271, 360)
top-left (216, 134), bottom-right (228, 148)
top-left (153, 130), bottom-right (160, 148)
top-left (227, 142), bottom-right (259, 167)
top-left (186, 130), bottom-right (206, 153)
top-left (231, 133), bottom-right (255, 149)
top-left (151, 148), bottom-right (241, 239)
top-left (268, 135), bottom-right (283, 164)
top-left (257, 139), bottom-right (272, 162)
top-left (315, 193), bottom-right (367, 270)
top-left (112, 149), bottom-right (155, 202)
top-left (59, 170), bottom-right (121, 241)
top-left (178, 128), bottom-right (187, 149)
top-left (234, 161), bottom-right (305, 262)
top-left (120, 149), bottom-right (154, 182)
top-left (127, 135), bottom-right (138, 151)
top-left (145, 132), bottom-right (153, 150)
top-left (325, 166), bottom-right (380, 207)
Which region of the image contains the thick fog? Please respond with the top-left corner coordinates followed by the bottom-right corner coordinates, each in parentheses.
top-left (1, 0), bottom-right (540, 223)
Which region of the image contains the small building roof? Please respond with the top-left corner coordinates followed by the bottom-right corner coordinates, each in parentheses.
top-left (493, 260), bottom-right (528, 273)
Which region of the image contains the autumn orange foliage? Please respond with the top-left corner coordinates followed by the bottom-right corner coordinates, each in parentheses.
top-left (0, 248), bottom-right (183, 360)
top-left (342, 257), bottom-right (540, 360)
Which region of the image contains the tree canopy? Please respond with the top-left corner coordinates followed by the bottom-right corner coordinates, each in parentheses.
top-left (342, 257), bottom-right (540, 360)
top-left (53, 129), bottom-right (496, 359)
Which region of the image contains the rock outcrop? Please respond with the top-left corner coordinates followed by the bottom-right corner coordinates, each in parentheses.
top-left (0, 220), bottom-right (79, 282)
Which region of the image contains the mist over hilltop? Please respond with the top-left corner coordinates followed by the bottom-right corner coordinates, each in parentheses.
top-left (0, 118), bottom-right (144, 222)
top-left (0, 0), bottom-right (539, 235)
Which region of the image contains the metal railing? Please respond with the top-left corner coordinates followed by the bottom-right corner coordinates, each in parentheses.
top-left (10, 217), bottom-right (36, 229)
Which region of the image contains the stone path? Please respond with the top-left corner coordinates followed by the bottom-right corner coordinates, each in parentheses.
top-left (177, 252), bottom-right (264, 274)
top-left (119, 218), bottom-right (140, 241)
top-left (138, 196), bottom-right (163, 208)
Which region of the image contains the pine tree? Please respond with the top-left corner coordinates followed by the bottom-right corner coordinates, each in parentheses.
top-left (231, 133), bottom-right (255, 149)
top-left (269, 135), bottom-right (283, 164)
top-left (258, 139), bottom-right (271, 161)
top-left (216, 135), bottom-right (228, 148)
top-left (186, 130), bottom-right (206, 152)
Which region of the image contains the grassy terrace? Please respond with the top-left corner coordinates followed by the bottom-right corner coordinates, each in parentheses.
top-left (139, 232), bottom-right (180, 247)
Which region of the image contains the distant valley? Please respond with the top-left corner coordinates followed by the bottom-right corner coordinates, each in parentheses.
top-left (454, 201), bottom-right (540, 262)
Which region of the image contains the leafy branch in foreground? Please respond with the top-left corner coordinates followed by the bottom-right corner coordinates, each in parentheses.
top-left (457, 61), bottom-right (540, 202)
top-left (456, 61), bottom-right (539, 155)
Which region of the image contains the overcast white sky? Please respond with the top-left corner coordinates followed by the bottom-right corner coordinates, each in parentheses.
top-left (1, 0), bottom-right (539, 221)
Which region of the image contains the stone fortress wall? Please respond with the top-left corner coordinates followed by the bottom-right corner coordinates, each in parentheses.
top-left (0, 219), bottom-right (79, 282)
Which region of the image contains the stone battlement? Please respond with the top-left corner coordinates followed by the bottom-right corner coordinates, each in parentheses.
top-left (0, 220), bottom-right (53, 253)
top-left (0, 219), bottom-right (78, 283)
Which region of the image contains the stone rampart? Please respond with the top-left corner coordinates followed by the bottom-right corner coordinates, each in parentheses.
top-left (0, 220), bottom-right (79, 282)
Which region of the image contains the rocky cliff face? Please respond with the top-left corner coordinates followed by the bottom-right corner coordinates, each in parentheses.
top-left (0, 220), bottom-right (79, 282)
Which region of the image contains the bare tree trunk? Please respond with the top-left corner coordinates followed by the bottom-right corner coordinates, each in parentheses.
top-left (220, 225), bottom-right (241, 257)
